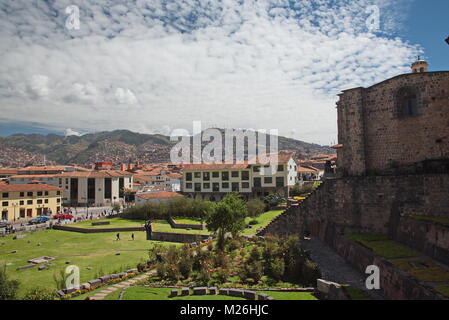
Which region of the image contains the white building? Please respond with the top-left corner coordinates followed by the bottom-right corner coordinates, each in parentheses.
top-left (181, 154), bottom-right (298, 201)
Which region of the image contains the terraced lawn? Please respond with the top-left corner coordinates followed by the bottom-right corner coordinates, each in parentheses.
top-left (345, 234), bottom-right (419, 259)
top-left (242, 210), bottom-right (284, 236)
top-left (0, 229), bottom-right (174, 297)
top-left (71, 218), bottom-right (146, 229)
top-left (120, 287), bottom-right (246, 300)
top-left (152, 220), bottom-right (212, 235)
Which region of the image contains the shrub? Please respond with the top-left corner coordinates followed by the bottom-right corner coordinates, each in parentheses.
top-left (269, 258), bottom-right (285, 281)
top-left (263, 194), bottom-right (286, 207)
top-left (23, 287), bottom-right (55, 300)
top-left (246, 199), bottom-right (266, 217)
top-left (249, 219), bottom-right (259, 225)
top-left (0, 267), bottom-right (19, 300)
top-left (248, 247), bottom-right (262, 263)
top-left (226, 239), bottom-right (241, 252)
top-left (300, 260), bottom-right (321, 287)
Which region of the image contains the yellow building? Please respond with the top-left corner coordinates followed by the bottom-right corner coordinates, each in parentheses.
top-left (0, 184), bottom-right (62, 222)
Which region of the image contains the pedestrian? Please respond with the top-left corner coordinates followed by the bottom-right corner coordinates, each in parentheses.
top-left (131, 233), bottom-right (134, 241)
top-left (116, 233), bottom-right (120, 241)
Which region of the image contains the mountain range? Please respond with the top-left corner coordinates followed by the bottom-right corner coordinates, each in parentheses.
top-left (0, 130), bottom-right (334, 167)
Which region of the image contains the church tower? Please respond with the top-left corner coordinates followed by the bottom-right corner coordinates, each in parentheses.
top-left (411, 57), bottom-right (429, 73)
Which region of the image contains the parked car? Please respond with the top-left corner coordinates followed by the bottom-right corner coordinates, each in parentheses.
top-left (0, 220), bottom-right (11, 228)
top-left (28, 216), bottom-right (50, 225)
top-left (53, 214), bottom-right (74, 220)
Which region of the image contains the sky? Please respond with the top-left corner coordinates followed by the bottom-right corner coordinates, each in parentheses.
top-left (0, 0), bottom-right (447, 145)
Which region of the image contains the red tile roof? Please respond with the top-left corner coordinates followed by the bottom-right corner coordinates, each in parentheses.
top-left (56, 170), bottom-right (132, 178)
top-left (0, 168), bottom-right (19, 175)
top-left (136, 192), bottom-right (184, 200)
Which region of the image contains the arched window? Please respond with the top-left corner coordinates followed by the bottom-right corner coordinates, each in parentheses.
top-left (397, 87), bottom-right (419, 117)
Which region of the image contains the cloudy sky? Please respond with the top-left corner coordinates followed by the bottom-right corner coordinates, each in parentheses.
top-left (0, 0), bottom-right (443, 145)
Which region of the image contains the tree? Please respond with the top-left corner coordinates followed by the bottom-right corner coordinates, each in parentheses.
top-left (112, 203), bottom-right (121, 214)
top-left (206, 193), bottom-right (247, 250)
top-left (246, 199), bottom-right (266, 217)
top-left (0, 267), bottom-right (19, 300)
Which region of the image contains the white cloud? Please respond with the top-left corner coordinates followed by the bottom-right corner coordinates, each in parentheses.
top-left (0, 0), bottom-right (421, 145)
top-left (64, 128), bottom-right (82, 136)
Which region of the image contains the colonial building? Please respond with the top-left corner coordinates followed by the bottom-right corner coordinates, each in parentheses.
top-left (334, 59), bottom-right (449, 176)
top-left (181, 154), bottom-right (298, 200)
top-left (0, 184), bottom-right (62, 222)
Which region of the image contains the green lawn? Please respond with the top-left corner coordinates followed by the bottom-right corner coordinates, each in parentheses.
top-left (256, 291), bottom-right (317, 300)
top-left (173, 218), bottom-right (203, 225)
top-left (120, 287), bottom-right (246, 300)
top-left (345, 234), bottom-right (418, 259)
top-left (71, 218), bottom-right (146, 229)
top-left (0, 229), bottom-right (174, 297)
top-left (410, 216), bottom-right (449, 227)
top-left (152, 220), bottom-right (212, 235)
top-left (242, 210), bottom-right (284, 236)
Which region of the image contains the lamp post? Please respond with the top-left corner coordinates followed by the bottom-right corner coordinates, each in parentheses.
top-left (12, 202), bottom-right (18, 222)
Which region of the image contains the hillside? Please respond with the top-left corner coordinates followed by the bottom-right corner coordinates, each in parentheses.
top-left (0, 130), bottom-right (334, 167)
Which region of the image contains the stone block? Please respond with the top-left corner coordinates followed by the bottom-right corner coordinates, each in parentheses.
top-left (243, 290), bottom-right (257, 300)
top-left (110, 274), bottom-right (119, 279)
top-left (257, 293), bottom-right (269, 301)
top-left (193, 287), bottom-right (208, 295)
top-left (16, 264), bottom-right (35, 271)
top-left (219, 288), bottom-right (229, 295)
top-left (208, 287), bottom-right (218, 295)
top-left (81, 283), bottom-right (91, 290)
top-left (228, 289), bottom-right (244, 297)
top-left (181, 287), bottom-right (190, 296)
top-left (170, 289), bottom-right (178, 297)
top-left (99, 275), bottom-right (112, 282)
top-left (88, 279), bottom-right (102, 288)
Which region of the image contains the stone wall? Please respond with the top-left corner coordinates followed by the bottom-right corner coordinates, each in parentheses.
top-left (337, 71), bottom-right (449, 176)
top-left (167, 216), bottom-right (205, 230)
top-left (149, 230), bottom-right (210, 243)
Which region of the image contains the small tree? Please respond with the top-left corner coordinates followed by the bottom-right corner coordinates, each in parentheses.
top-left (246, 199), bottom-right (266, 218)
top-left (206, 193), bottom-right (247, 250)
top-left (0, 267), bottom-right (19, 300)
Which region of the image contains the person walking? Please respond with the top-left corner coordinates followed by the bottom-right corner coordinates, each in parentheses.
top-left (116, 233), bottom-right (120, 241)
top-left (131, 233), bottom-right (134, 241)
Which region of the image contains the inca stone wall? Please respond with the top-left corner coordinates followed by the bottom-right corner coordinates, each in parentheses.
top-left (336, 71), bottom-right (449, 176)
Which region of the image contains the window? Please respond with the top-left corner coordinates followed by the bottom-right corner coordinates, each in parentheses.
top-left (203, 183), bottom-right (211, 189)
top-left (45, 191), bottom-right (49, 196)
top-left (264, 177), bottom-right (273, 184)
top-left (397, 87), bottom-right (419, 117)
top-left (37, 200), bottom-right (43, 204)
top-left (186, 183), bottom-right (193, 189)
top-left (57, 191), bottom-right (61, 196)
top-left (20, 208), bottom-right (25, 218)
top-left (253, 177), bottom-right (261, 187)
top-left (194, 183), bottom-right (201, 192)
top-left (212, 172), bottom-right (220, 178)
top-left (222, 172), bottom-right (229, 181)
top-left (277, 165), bottom-right (284, 172)
top-left (276, 177), bottom-right (285, 187)
top-left (242, 182), bottom-right (250, 189)
top-left (194, 172), bottom-right (201, 179)
top-left (37, 191), bottom-right (43, 197)
top-left (57, 198), bottom-right (61, 203)
top-left (203, 172), bottom-right (210, 181)
top-left (231, 171), bottom-right (239, 178)
top-left (19, 200), bottom-right (24, 206)
top-left (186, 173), bottom-right (192, 181)
top-left (44, 199), bottom-right (49, 204)
top-left (27, 192), bottom-right (33, 197)
top-left (232, 183), bottom-right (239, 192)
top-left (2, 201), bottom-right (8, 207)
top-left (27, 200), bottom-right (33, 205)
top-left (241, 171), bottom-right (249, 181)
top-left (253, 166), bottom-right (260, 172)
top-left (19, 192), bottom-right (24, 197)
top-left (2, 193), bottom-right (8, 198)
top-left (222, 182), bottom-right (229, 189)
top-left (212, 183), bottom-right (220, 192)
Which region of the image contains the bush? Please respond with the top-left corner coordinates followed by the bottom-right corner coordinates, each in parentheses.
top-left (23, 287), bottom-right (55, 300)
top-left (246, 199), bottom-right (266, 217)
top-left (249, 219), bottom-right (258, 225)
top-left (226, 239), bottom-right (241, 252)
top-left (0, 268), bottom-right (19, 300)
top-left (300, 260), bottom-right (321, 287)
top-left (269, 258), bottom-right (285, 281)
top-left (263, 194), bottom-right (286, 207)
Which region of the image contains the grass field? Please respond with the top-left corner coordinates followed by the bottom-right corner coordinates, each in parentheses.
top-left (256, 291), bottom-right (317, 300)
top-left (121, 287), bottom-right (246, 300)
top-left (0, 229), bottom-right (174, 297)
top-left (242, 210), bottom-right (283, 236)
top-left (71, 218), bottom-right (146, 229)
top-left (173, 218), bottom-right (203, 225)
top-left (345, 234), bottom-right (418, 259)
